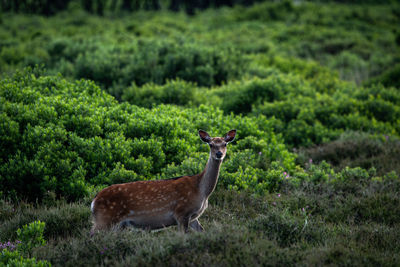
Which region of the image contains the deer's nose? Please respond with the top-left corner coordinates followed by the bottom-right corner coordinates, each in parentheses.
top-left (216, 151), bottom-right (223, 158)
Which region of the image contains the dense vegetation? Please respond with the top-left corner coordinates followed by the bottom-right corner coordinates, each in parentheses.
top-left (2, 179), bottom-right (400, 266)
top-left (1, 0), bottom-right (399, 265)
top-left (1, 68), bottom-right (296, 201)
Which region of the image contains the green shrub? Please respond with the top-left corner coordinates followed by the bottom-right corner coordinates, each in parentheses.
top-left (233, 0), bottom-right (299, 23)
top-left (297, 132), bottom-right (400, 176)
top-left (227, 1), bottom-right (400, 83)
top-left (17, 221), bottom-right (46, 257)
top-left (54, 38), bottom-right (246, 98)
top-left (366, 63), bottom-right (400, 88)
top-left (0, 201), bottom-right (91, 241)
top-left (122, 79), bottom-right (206, 108)
top-left (215, 75), bottom-right (311, 115)
top-left (250, 77), bottom-right (400, 147)
top-left (0, 68), bottom-right (295, 201)
top-left (1, 1), bottom-right (399, 88)
top-left (1, 221), bottom-right (50, 267)
top-left (0, 249), bottom-right (50, 267)
top-left (250, 209), bottom-right (324, 247)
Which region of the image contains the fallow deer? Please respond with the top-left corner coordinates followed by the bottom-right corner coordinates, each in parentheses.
top-left (91, 129), bottom-right (236, 233)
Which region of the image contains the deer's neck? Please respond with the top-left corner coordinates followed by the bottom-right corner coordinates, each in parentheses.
top-left (199, 156), bottom-right (222, 198)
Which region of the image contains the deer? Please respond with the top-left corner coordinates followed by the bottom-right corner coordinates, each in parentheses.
top-left (91, 129), bottom-right (236, 233)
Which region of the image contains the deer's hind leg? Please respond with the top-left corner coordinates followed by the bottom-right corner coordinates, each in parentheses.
top-left (189, 219), bottom-right (204, 232)
top-left (92, 215), bottom-right (112, 232)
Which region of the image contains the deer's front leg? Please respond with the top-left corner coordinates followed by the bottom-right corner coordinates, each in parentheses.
top-left (177, 216), bottom-right (190, 233)
top-left (189, 219), bottom-right (204, 232)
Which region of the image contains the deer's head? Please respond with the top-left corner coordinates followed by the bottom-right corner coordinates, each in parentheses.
top-left (199, 129), bottom-right (236, 161)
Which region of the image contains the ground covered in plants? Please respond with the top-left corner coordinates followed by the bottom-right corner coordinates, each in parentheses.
top-left (1, 0), bottom-right (400, 266)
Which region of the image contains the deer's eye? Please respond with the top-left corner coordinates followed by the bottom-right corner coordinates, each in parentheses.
top-left (209, 144), bottom-right (214, 148)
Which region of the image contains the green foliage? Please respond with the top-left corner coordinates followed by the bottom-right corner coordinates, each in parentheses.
top-left (195, 1), bottom-right (400, 84)
top-left (297, 132), bottom-right (400, 176)
top-left (184, 72), bottom-right (399, 147)
top-left (0, 201), bottom-right (91, 241)
top-left (250, 208), bottom-right (323, 247)
top-left (1, 1), bottom-right (399, 87)
top-left (122, 79), bottom-right (206, 108)
top-left (72, 39), bottom-right (245, 92)
top-left (16, 221), bottom-right (46, 256)
top-left (233, 0), bottom-right (299, 22)
top-left (0, 68), bottom-right (295, 201)
top-left (3, 31), bottom-right (245, 99)
top-left (2, 65), bottom-right (399, 200)
top-left (366, 63), bottom-right (400, 88)
top-left (216, 75), bottom-right (309, 115)
top-left (251, 80), bottom-right (400, 147)
top-left (0, 249), bottom-right (50, 267)
top-left (1, 221), bottom-right (50, 267)
top-left (105, 57), bottom-right (400, 149)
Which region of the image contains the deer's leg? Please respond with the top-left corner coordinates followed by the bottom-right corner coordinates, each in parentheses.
top-left (189, 219), bottom-right (204, 232)
top-left (91, 217), bottom-right (110, 232)
top-left (119, 219), bottom-right (138, 230)
top-left (176, 216), bottom-right (190, 233)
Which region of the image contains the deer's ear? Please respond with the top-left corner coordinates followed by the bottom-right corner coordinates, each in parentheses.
top-left (224, 129), bottom-right (236, 143)
top-left (199, 130), bottom-right (212, 143)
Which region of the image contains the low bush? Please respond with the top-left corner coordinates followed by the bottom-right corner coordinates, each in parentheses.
top-left (2, 67), bottom-right (399, 200)
top-left (0, 201), bottom-right (91, 241)
top-left (1, 221), bottom-right (50, 266)
top-left (0, 177), bottom-right (396, 266)
top-left (297, 132), bottom-right (400, 176)
top-left (17, 220), bottom-right (46, 257)
top-left (173, 73), bottom-right (398, 147)
top-left (1, 249), bottom-right (50, 266)
top-left (215, 75), bottom-right (311, 115)
top-left (366, 63), bottom-right (400, 88)
top-left (45, 37), bottom-right (246, 99)
top-left (121, 79), bottom-right (206, 108)
top-left (250, 208), bottom-right (325, 247)
top-left (251, 80), bottom-right (400, 147)
top-left (225, 1), bottom-right (400, 84)
top-left (1, 172), bottom-right (399, 266)
top-left (0, 68), bottom-right (294, 201)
